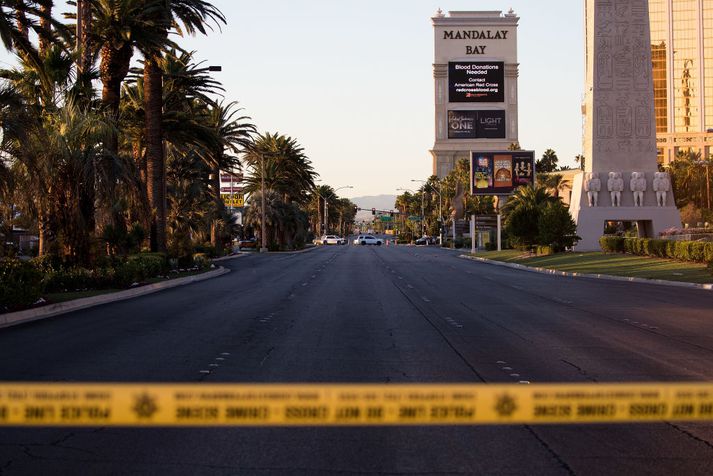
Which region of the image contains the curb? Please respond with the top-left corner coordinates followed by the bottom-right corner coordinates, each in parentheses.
top-left (458, 255), bottom-right (713, 291)
top-left (0, 266), bottom-right (231, 330)
top-left (213, 253), bottom-right (249, 262)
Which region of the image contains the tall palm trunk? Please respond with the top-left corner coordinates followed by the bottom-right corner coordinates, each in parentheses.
top-left (98, 41), bottom-right (132, 232)
top-left (145, 55), bottom-right (166, 252)
top-left (37, 0), bottom-right (52, 56)
top-left (76, 0), bottom-right (92, 74)
top-left (210, 165), bottom-right (223, 254)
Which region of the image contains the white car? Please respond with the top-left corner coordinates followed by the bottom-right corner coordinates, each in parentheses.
top-left (320, 235), bottom-right (345, 245)
top-left (353, 234), bottom-right (383, 246)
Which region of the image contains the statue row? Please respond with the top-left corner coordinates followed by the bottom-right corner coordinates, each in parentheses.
top-left (584, 172), bottom-right (670, 208)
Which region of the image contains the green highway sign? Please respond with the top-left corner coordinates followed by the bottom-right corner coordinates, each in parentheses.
top-left (380, 216), bottom-right (393, 222)
top-left (408, 216), bottom-right (422, 222)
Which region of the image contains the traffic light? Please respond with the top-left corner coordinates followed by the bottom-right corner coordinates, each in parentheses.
top-left (371, 208), bottom-right (376, 215)
top-left (389, 210), bottom-right (394, 217)
top-left (353, 206), bottom-right (358, 213)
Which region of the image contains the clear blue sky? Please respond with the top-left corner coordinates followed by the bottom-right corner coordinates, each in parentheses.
top-left (1, 1), bottom-right (585, 198)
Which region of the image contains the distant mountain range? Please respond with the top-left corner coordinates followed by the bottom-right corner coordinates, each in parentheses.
top-left (350, 195), bottom-right (397, 221)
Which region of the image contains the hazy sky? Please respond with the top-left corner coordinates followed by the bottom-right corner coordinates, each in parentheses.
top-left (1, 1), bottom-right (585, 198)
top-left (183, 1), bottom-right (585, 198)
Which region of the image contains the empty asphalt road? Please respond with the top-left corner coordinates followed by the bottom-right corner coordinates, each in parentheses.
top-left (2, 244), bottom-right (713, 475)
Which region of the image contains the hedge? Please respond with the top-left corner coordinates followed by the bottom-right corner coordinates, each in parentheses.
top-left (599, 236), bottom-right (713, 263)
top-left (0, 258), bottom-right (44, 312)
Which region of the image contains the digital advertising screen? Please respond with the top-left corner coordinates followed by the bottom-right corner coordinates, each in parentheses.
top-left (470, 151), bottom-right (534, 195)
top-left (449, 62), bottom-right (505, 103)
top-left (448, 110), bottom-right (506, 139)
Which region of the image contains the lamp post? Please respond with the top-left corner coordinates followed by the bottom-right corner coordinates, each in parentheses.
top-left (260, 155), bottom-right (268, 253)
top-left (412, 179), bottom-right (443, 245)
top-left (313, 185), bottom-right (353, 237)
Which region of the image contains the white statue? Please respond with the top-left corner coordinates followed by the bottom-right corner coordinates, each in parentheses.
top-left (607, 171), bottom-right (624, 207)
top-left (584, 172), bottom-right (601, 207)
top-left (653, 171), bottom-right (671, 207)
top-left (629, 171), bottom-right (647, 207)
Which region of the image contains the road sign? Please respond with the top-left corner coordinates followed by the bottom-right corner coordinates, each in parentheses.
top-left (380, 216), bottom-right (393, 222)
top-left (408, 216), bottom-right (422, 222)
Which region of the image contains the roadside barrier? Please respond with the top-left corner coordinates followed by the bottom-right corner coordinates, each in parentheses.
top-left (1, 382), bottom-right (712, 426)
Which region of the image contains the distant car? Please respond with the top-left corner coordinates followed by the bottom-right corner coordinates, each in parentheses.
top-left (353, 234), bottom-right (383, 246)
top-left (415, 236), bottom-right (437, 246)
top-left (238, 237), bottom-right (257, 250)
top-left (320, 235), bottom-right (345, 245)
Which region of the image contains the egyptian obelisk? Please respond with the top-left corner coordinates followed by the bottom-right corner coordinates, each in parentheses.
top-left (570, 0), bottom-right (680, 250)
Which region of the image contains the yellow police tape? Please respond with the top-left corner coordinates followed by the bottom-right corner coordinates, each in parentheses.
top-left (1, 382), bottom-right (713, 426)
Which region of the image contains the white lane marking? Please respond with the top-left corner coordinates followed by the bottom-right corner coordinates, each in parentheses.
top-left (311, 275), bottom-right (316, 279)
top-left (221, 353), bottom-right (231, 356)
top-left (407, 284), bottom-right (414, 289)
top-left (199, 370), bottom-right (211, 374)
top-left (519, 381), bottom-right (531, 384)
top-left (502, 367), bottom-right (513, 371)
top-left (510, 373), bottom-right (520, 378)
top-left (497, 361), bottom-right (506, 364)
top-left (398, 276), bottom-right (403, 280)
top-left (511, 285), bottom-right (524, 291)
top-left (216, 357), bottom-right (225, 361)
top-left (209, 364), bottom-right (219, 367)
top-left (302, 283), bottom-right (308, 287)
top-left (421, 297), bottom-right (431, 302)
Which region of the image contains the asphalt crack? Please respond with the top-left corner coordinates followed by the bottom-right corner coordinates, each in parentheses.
top-left (524, 426), bottom-right (577, 476)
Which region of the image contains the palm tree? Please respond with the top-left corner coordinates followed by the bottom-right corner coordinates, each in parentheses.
top-left (502, 184), bottom-right (558, 248)
top-left (141, 0), bottom-right (224, 252)
top-left (536, 148), bottom-right (559, 173)
top-left (537, 173), bottom-right (570, 199)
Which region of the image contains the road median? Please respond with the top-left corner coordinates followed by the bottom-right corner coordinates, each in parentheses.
top-left (0, 266), bottom-right (231, 330)
top-left (460, 251), bottom-right (713, 291)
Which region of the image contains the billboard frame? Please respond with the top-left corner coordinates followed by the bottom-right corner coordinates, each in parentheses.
top-left (469, 150), bottom-right (535, 196)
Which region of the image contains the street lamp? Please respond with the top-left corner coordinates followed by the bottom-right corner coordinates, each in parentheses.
top-left (314, 185), bottom-right (353, 237)
top-left (412, 179), bottom-right (443, 245)
top-left (260, 154), bottom-right (268, 253)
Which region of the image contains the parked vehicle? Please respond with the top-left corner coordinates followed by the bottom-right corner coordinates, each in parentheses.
top-left (415, 236), bottom-right (437, 246)
top-left (353, 234), bottom-right (383, 246)
top-left (238, 238), bottom-right (257, 250)
top-left (320, 235), bottom-right (346, 245)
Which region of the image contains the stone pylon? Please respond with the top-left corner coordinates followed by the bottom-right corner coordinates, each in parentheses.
top-left (570, 0), bottom-right (680, 250)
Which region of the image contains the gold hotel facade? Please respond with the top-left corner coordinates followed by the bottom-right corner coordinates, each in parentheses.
top-left (650, 0), bottom-right (713, 164)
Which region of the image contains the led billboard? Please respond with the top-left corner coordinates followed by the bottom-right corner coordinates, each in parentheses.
top-left (449, 62), bottom-right (505, 103)
top-left (448, 110), bottom-right (506, 139)
top-left (470, 151), bottom-right (534, 195)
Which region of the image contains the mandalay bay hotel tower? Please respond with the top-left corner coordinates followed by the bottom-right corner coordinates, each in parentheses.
top-left (649, 0), bottom-right (713, 164)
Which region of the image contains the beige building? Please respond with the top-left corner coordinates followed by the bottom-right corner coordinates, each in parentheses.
top-left (430, 10), bottom-right (520, 177)
top-left (649, 0), bottom-right (713, 164)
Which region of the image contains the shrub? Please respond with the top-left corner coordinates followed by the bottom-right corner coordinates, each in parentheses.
top-left (0, 258), bottom-right (44, 312)
top-left (600, 236), bottom-right (713, 263)
top-left (537, 202), bottom-right (580, 252)
top-left (127, 253), bottom-right (167, 278)
top-left (599, 236), bottom-right (625, 253)
top-left (536, 245), bottom-right (553, 256)
top-left (485, 241), bottom-right (498, 251)
top-left (43, 267), bottom-right (94, 293)
top-left (192, 253), bottom-right (211, 270)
